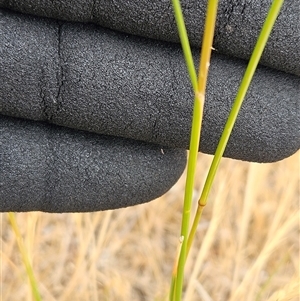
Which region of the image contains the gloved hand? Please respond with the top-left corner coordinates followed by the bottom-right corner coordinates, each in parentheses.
top-left (1, 1), bottom-right (299, 212)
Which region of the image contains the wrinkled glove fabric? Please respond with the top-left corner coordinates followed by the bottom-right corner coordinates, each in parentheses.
top-left (1, 10), bottom-right (299, 163)
top-left (1, 0), bottom-right (299, 76)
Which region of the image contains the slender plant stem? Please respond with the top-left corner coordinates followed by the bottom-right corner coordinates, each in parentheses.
top-left (169, 239), bottom-right (184, 301)
top-left (171, 0), bottom-right (198, 92)
top-left (8, 213), bottom-right (42, 301)
top-left (196, 0), bottom-right (218, 99)
top-left (171, 1), bottom-right (219, 300)
top-left (187, 0), bottom-right (285, 254)
top-left (170, 1), bottom-right (198, 299)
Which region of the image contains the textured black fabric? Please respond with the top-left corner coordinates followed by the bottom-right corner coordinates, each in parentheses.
top-left (1, 10), bottom-right (299, 163)
top-left (1, 2), bottom-right (299, 213)
top-left (1, 0), bottom-right (299, 76)
top-left (0, 115), bottom-right (186, 212)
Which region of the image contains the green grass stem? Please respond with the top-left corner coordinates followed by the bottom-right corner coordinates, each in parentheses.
top-left (8, 213), bottom-right (42, 301)
top-left (170, 0), bottom-right (219, 300)
top-left (187, 0), bottom-right (285, 254)
top-left (171, 0), bottom-right (198, 92)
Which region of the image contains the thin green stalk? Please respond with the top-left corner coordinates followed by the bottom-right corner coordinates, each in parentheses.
top-left (169, 239), bottom-right (184, 301)
top-left (187, 0), bottom-right (285, 254)
top-left (173, 95), bottom-right (201, 301)
top-left (8, 212), bottom-right (42, 301)
top-left (170, 1), bottom-right (219, 300)
top-left (169, 1), bottom-right (197, 299)
top-left (171, 0), bottom-right (198, 92)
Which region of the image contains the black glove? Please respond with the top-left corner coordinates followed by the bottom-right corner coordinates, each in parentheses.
top-left (1, 1), bottom-right (299, 212)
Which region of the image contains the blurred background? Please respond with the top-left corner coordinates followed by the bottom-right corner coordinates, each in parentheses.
top-left (1, 151), bottom-right (299, 301)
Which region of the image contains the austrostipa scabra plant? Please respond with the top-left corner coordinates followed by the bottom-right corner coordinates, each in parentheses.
top-left (170, 0), bottom-right (286, 300)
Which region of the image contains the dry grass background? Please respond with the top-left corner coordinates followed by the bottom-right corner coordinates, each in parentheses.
top-left (1, 151), bottom-right (299, 301)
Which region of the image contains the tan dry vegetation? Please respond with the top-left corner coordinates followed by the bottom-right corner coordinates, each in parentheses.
top-left (1, 151), bottom-right (299, 301)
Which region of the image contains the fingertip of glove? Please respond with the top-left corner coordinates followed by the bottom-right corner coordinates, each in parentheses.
top-left (0, 116), bottom-right (186, 213)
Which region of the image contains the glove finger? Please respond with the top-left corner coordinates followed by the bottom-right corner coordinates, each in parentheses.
top-left (0, 115), bottom-right (186, 213)
top-left (1, 0), bottom-right (299, 76)
top-left (1, 10), bottom-right (299, 163)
